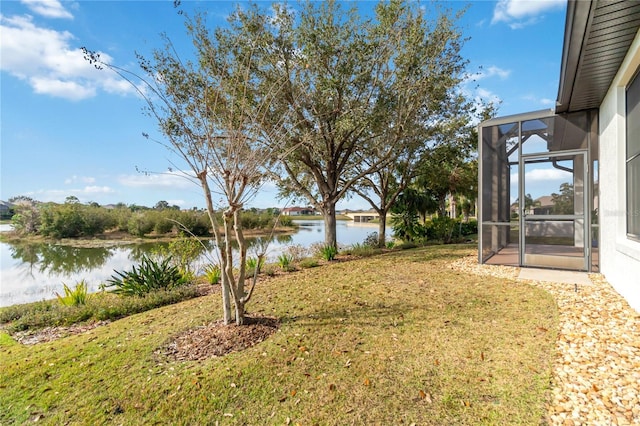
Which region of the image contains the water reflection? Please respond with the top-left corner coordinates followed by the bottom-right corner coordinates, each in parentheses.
top-left (1, 220), bottom-right (385, 306)
top-left (8, 241), bottom-right (115, 275)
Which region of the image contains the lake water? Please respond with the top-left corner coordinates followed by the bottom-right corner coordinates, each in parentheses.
top-left (0, 220), bottom-right (387, 307)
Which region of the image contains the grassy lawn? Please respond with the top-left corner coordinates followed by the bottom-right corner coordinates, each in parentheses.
top-left (0, 245), bottom-right (557, 425)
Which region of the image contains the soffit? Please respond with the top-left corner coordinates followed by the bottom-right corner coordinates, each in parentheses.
top-left (556, 0), bottom-right (640, 113)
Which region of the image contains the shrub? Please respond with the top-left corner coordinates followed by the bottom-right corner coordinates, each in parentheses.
top-left (56, 280), bottom-right (89, 306)
top-left (127, 213), bottom-right (155, 237)
top-left (39, 203), bottom-right (84, 238)
top-left (102, 255), bottom-right (188, 296)
top-left (0, 287), bottom-right (199, 333)
top-left (153, 237), bottom-right (204, 279)
top-left (299, 258), bottom-right (319, 268)
top-left (246, 256), bottom-right (264, 277)
top-left (425, 216), bottom-right (457, 243)
top-left (390, 210), bottom-right (424, 242)
top-left (344, 243), bottom-right (379, 257)
top-left (204, 264), bottom-right (221, 285)
top-left (153, 217), bottom-right (175, 234)
top-left (423, 217), bottom-right (478, 244)
top-left (11, 204), bottom-right (41, 235)
top-left (277, 215), bottom-right (293, 227)
top-left (246, 256), bottom-right (260, 269)
top-left (319, 244), bottom-right (338, 261)
top-left (262, 264), bottom-right (278, 277)
top-left (38, 202), bottom-right (112, 238)
top-left (284, 244), bottom-right (308, 262)
top-left (83, 206), bottom-right (115, 236)
top-left (395, 241), bottom-right (418, 250)
top-left (458, 220), bottom-right (478, 236)
top-left (177, 210), bottom-right (211, 236)
top-left (363, 232), bottom-right (379, 248)
top-left (277, 253), bottom-right (295, 271)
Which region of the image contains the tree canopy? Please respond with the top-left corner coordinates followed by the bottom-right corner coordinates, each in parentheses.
top-left (215, 0), bottom-right (471, 247)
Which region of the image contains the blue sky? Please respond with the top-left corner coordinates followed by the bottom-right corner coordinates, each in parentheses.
top-left (1, 0), bottom-right (567, 209)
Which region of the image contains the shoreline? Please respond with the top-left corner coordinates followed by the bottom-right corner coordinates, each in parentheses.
top-left (0, 226), bottom-right (298, 249)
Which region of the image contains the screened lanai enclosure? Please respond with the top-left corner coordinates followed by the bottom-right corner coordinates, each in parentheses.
top-left (478, 109), bottom-right (599, 272)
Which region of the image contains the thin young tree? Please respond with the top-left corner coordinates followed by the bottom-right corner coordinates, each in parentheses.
top-left (82, 11), bottom-right (291, 325)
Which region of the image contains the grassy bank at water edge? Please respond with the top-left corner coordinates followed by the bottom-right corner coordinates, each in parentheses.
top-left (0, 245), bottom-right (557, 425)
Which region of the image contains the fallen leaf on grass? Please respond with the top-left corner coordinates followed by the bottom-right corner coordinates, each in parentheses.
top-left (419, 390), bottom-right (433, 403)
top-left (363, 378), bottom-right (371, 386)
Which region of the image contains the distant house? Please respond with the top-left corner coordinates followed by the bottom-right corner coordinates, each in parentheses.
top-left (281, 206), bottom-right (317, 216)
top-left (343, 209), bottom-right (379, 223)
top-left (0, 200), bottom-right (15, 219)
top-left (532, 196), bottom-right (554, 215)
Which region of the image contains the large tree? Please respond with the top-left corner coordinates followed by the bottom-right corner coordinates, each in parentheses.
top-left (219, 0), bottom-right (470, 248)
top-left (351, 92), bottom-right (475, 247)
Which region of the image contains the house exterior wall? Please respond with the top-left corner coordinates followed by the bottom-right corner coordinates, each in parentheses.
top-left (598, 29), bottom-right (640, 312)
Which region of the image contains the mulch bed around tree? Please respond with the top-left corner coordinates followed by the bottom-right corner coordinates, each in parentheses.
top-left (157, 316), bottom-right (280, 361)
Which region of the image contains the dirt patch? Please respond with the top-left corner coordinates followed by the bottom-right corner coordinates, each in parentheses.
top-left (13, 321), bottom-right (111, 345)
top-left (158, 316), bottom-right (279, 361)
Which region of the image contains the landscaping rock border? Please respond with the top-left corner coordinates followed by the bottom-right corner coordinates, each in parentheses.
top-left (450, 256), bottom-right (640, 426)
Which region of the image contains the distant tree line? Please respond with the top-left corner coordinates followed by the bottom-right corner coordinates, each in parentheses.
top-left (8, 196), bottom-right (290, 239)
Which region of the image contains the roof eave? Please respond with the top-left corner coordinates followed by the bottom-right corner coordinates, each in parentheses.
top-left (555, 0), bottom-right (595, 114)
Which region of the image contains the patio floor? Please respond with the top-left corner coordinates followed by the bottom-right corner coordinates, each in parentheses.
top-left (484, 243), bottom-right (599, 272)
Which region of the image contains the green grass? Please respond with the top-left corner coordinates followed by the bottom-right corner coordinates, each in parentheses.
top-left (0, 246), bottom-right (558, 425)
top-left (0, 286), bottom-right (199, 333)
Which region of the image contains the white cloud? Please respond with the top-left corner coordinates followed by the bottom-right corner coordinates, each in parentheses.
top-left (475, 87), bottom-right (502, 106)
top-left (118, 171), bottom-right (196, 190)
top-left (522, 94), bottom-right (556, 107)
top-left (22, 0), bottom-right (73, 19)
top-left (526, 168), bottom-right (568, 182)
top-left (64, 175), bottom-right (96, 184)
top-left (0, 14), bottom-right (134, 100)
top-left (80, 185), bottom-right (114, 194)
top-left (511, 167), bottom-right (568, 185)
top-left (492, 0), bottom-right (565, 29)
top-left (30, 77), bottom-right (96, 100)
top-left (469, 65), bottom-right (511, 82)
top-left (25, 185), bottom-right (115, 203)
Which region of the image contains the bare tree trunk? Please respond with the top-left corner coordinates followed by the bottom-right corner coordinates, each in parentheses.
top-left (200, 175), bottom-right (232, 324)
top-left (450, 195), bottom-right (457, 219)
top-left (222, 213), bottom-right (235, 325)
top-left (378, 209), bottom-right (387, 248)
top-left (233, 209), bottom-right (246, 325)
top-left (323, 202), bottom-right (338, 249)
top-left (438, 198), bottom-right (447, 218)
